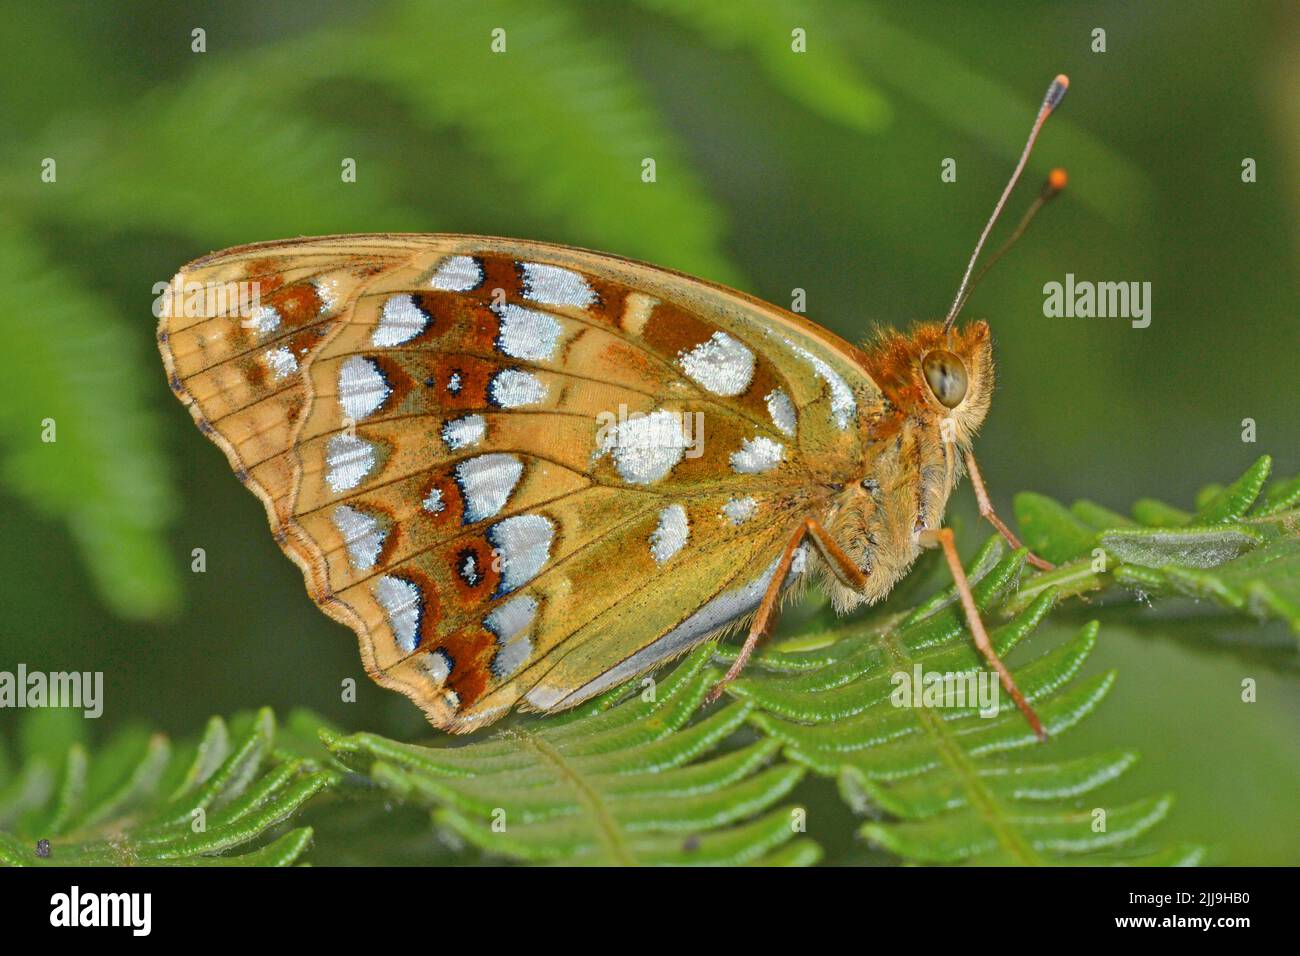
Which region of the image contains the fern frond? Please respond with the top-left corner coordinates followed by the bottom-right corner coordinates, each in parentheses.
top-left (0, 220), bottom-right (177, 618)
top-left (0, 708), bottom-right (337, 866)
top-left (719, 538), bottom-right (1201, 864)
top-left (1014, 455), bottom-right (1300, 636)
top-left (8, 66), bottom-right (420, 246)
top-left (324, 648), bottom-right (818, 866)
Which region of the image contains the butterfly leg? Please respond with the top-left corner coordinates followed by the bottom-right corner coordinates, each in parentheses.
top-left (702, 518), bottom-right (828, 705)
top-left (963, 449), bottom-right (1055, 571)
top-left (919, 527), bottom-right (1048, 741)
top-left (803, 517), bottom-right (870, 590)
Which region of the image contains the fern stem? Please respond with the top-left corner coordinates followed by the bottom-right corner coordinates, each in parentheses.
top-left (508, 729), bottom-right (637, 866)
top-left (876, 632), bottom-right (1047, 865)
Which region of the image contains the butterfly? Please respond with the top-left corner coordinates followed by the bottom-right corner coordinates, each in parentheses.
top-left (158, 77), bottom-right (1070, 737)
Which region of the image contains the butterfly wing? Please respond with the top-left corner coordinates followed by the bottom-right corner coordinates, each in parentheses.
top-left (159, 235), bottom-right (882, 731)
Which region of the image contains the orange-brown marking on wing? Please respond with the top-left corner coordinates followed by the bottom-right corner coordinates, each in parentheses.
top-left (267, 282), bottom-right (324, 328)
top-left (439, 626), bottom-right (497, 706)
top-left (245, 258), bottom-right (286, 293)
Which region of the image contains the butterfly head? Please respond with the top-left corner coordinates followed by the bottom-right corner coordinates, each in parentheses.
top-left (860, 320), bottom-right (994, 447)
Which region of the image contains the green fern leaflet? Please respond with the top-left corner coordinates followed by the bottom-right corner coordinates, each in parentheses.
top-left (0, 709), bottom-right (336, 866)
top-left (326, 649), bottom-right (819, 866)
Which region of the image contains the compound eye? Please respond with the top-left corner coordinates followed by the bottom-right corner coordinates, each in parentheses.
top-left (922, 350), bottom-right (969, 408)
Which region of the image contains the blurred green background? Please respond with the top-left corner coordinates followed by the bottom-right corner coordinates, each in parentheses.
top-left (0, 0), bottom-right (1296, 864)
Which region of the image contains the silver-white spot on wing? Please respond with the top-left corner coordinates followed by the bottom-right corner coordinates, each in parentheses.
top-left (730, 436), bottom-right (784, 475)
top-left (337, 355), bottom-right (390, 422)
top-left (314, 277), bottom-right (341, 315)
top-left (373, 294), bottom-right (429, 347)
top-left (489, 369), bottom-right (548, 408)
top-left (423, 487), bottom-right (445, 514)
top-left (247, 305), bottom-right (281, 334)
top-left (373, 575), bottom-right (422, 653)
top-left (721, 496), bottom-right (758, 525)
top-left (455, 453), bottom-right (524, 523)
top-left (769, 334), bottom-right (856, 430)
top-left (459, 552), bottom-right (481, 585)
top-left (765, 388), bottom-right (797, 438)
top-left (484, 594), bottom-right (538, 680)
top-left (493, 303), bottom-right (563, 360)
top-left (484, 594), bottom-right (537, 643)
top-left (650, 504), bottom-right (689, 564)
top-left (330, 505), bottom-right (386, 571)
top-left (678, 331), bottom-right (755, 397)
top-left (597, 409), bottom-right (687, 485)
top-left (430, 254), bottom-right (483, 292)
top-left (441, 414), bottom-right (486, 451)
top-left (520, 262), bottom-right (596, 308)
top-left (488, 514), bottom-right (555, 593)
top-left (419, 649), bottom-right (453, 685)
top-left (263, 346), bottom-right (298, 381)
top-left (491, 637), bottom-right (533, 680)
top-left (325, 434), bottom-right (377, 493)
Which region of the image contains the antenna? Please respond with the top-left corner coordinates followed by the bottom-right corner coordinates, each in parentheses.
top-left (951, 167), bottom-right (1067, 319)
top-left (942, 74), bottom-right (1069, 333)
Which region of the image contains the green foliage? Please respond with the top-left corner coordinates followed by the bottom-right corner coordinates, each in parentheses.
top-left (325, 648), bottom-right (819, 866)
top-left (843, 6), bottom-right (1145, 222)
top-left (721, 539), bottom-right (1201, 865)
top-left (1013, 456), bottom-right (1300, 636)
top-left (0, 708), bottom-right (337, 866)
top-left (0, 221), bottom-right (177, 619)
top-left (39, 67), bottom-right (420, 245)
top-left (629, 0), bottom-right (891, 131)
top-left (281, 0), bottom-right (739, 280)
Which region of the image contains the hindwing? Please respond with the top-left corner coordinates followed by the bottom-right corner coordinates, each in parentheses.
top-left (159, 234), bottom-right (884, 731)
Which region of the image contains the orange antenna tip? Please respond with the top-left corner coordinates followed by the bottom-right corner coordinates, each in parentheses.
top-left (1048, 167), bottom-right (1068, 191)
